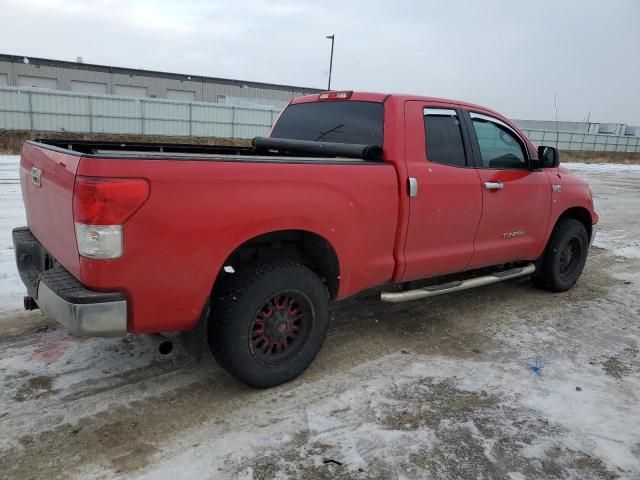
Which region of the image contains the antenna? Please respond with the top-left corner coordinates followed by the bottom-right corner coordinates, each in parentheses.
top-left (554, 94), bottom-right (559, 149)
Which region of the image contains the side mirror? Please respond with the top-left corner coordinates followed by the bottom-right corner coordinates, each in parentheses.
top-left (538, 146), bottom-right (560, 168)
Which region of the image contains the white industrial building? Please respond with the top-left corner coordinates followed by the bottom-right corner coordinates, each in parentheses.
top-left (0, 53), bottom-right (320, 108)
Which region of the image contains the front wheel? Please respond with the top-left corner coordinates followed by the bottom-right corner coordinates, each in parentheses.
top-left (536, 218), bottom-right (589, 292)
top-left (208, 261), bottom-right (329, 388)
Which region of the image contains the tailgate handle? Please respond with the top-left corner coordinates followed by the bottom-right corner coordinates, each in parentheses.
top-left (31, 167), bottom-right (42, 187)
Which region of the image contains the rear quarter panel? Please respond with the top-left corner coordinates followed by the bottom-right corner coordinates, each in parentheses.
top-left (76, 157), bottom-right (399, 333)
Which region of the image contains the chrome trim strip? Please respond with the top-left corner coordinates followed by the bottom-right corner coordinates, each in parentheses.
top-left (423, 108), bottom-right (457, 117)
top-left (37, 281), bottom-right (127, 337)
top-left (469, 112), bottom-right (524, 144)
top-left (380, 264), bottom-right (536, 303)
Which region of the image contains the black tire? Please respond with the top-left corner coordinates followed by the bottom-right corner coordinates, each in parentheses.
top-left (536, 218), bottom-right (589, 292)
top-left (208, 261), bottom-right (329, 388)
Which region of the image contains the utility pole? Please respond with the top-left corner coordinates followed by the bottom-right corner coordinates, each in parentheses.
top-left (326, 34), bottom-right (335, 90)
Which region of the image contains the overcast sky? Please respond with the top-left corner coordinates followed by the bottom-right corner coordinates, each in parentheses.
top-left (2, 0), bottom-right (639, 123)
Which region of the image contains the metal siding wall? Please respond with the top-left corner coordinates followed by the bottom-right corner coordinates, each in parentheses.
top-left (144, 101), bottom-right (190, 120)
top-left (30, 90), bottom-right (90, 132)
top-left (0, 88), bottom-right (30, 129)
top-left (521, 128), bottom-right (640, 153)
top-left (143, 100), bottom-right (190, 136)
top-left (515, 119), bottom-right (591, 134)
top-left (233, 106), bottom-right (274, 139)
top-left (191, 103), bottom-right (234, 137)
top-left (0, 57), bottom-right (320, 104)
top-left (0, 60), bottom-right (12, 81)
top-left (222, 96), bottom-right (288, 109)
top-left (17, 75), bottom-right (58, 89)
top-left (91, 95), bottom-right (143, 135)
top-left (114, 84), bottom-right (148, 97)
top-left (167, 89), bottom-right (196, 101)
top-left (71, 80), bottom-right (108, 94)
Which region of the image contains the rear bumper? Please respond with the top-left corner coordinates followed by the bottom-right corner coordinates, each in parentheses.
top-left (590, 223), bottom-right (598, 247)
top-left (12, 227), bottom-right (127, 337)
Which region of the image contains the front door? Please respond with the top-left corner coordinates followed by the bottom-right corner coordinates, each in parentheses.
top-left (464, 111), bottom-right (552, 269)
top-left (401, 101), bottom-right (483, 281)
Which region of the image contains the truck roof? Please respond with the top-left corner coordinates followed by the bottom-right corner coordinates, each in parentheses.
top-left (290, 91), bottom-right (505, 119)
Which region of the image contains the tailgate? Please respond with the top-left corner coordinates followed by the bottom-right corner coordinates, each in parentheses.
top-left (20, 142), bottom-right (81, 278)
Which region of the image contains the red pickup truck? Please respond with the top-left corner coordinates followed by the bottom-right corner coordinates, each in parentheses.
top-left (13, 91), bottom-right (598, 387)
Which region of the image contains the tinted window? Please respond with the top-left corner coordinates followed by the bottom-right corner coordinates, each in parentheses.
top-left (270, 101), bottom-right (383, 145)
top-left (424, 110), bottom-right (466, 166)
top-left (472, 119), bottom-right (527, 169)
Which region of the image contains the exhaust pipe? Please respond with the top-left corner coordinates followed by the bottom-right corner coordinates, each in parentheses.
top-left (143, 334), bottom-right (173, 355)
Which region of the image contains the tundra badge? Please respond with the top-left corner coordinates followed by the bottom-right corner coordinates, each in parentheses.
top-left (503, 230), bottom-right (524, 239)
top-left (31, 167), bottom-right (41, 187)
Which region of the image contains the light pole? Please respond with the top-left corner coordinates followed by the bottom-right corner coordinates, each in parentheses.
top-left (326, 34), bottom-right (335, 90)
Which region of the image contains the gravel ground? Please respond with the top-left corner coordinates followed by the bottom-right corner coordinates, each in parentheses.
top-left (0, 157), bottom-right (639, 479)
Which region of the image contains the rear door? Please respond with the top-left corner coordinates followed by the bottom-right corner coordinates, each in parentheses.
top-left (463, 111), bottom-right (551, 268)
top-left (401, 101), bottom-right (483, 281)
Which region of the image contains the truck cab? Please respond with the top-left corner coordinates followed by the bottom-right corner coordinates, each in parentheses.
top-left (272, 92), bottom-right (597, 284)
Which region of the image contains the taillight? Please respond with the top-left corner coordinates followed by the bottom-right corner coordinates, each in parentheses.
top-left (318, 91), bottom-right (352, 100)
top-left (75, 224), bottom-right (123, 259)
top-left (74, 177), bottom-right (149, 225)
top-left (73, 177), bottom-right (149, 259)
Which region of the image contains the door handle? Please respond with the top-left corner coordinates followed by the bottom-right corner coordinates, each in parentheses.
top-left (484, 181), bottom-right (504, 190)
top-left (408, 177), bottom-right (418, 197)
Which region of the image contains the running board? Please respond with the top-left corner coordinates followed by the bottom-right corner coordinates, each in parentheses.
top-left (380, 264), bottom-right (536, 304)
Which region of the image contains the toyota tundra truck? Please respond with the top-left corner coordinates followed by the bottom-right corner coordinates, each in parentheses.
top-left (13, 91), bottom-right (598, 387)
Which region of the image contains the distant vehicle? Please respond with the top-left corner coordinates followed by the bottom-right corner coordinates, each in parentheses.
top-left (13, 91), bottom-right (598, 387)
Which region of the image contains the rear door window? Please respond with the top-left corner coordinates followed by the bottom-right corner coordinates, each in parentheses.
top-left (270, 101), bottom-right (384, 146)
top-left (423, 108), bottom-right (467, 167)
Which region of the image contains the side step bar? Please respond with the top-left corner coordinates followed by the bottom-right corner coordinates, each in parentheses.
top-left (380, 264), bottom-right (536, 304)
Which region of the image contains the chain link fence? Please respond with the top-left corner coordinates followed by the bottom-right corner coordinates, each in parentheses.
top-left (519, 128), bottom-right (640, 153)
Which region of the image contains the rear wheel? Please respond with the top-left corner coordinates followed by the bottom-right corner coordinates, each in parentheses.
top-left (536, 218), bottom-right (589, 292)
top-left (208, 261), bottom-right (329, 388)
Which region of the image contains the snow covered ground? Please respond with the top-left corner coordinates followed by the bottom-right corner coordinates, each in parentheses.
top-left (0, 156), bottom-right (639, 479)
top-left (0, 155), bottom-right (25, 315)
top-left (566, 163), bottom-right (640, 259)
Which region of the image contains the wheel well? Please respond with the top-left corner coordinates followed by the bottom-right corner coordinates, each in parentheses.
top-left (215, 230), bottom-right (340, 299)
top-left (556, 207), bottom-right (593, 239)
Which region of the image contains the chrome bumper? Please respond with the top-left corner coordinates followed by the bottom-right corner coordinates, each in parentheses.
top-left (590, 224), bottom-right (598, 247)
top-left (37, 281), bottom-right (127, 337)
top-left (13, 227), bottom-right (128, 337)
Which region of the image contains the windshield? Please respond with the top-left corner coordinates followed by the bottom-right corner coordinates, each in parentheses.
top-left (270, 101), bottom-right (384, 146)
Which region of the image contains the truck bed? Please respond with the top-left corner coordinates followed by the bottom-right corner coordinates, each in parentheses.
top-left (19, 138), bottom-right (398, 333)
top-left (35, 139), bottom-right (374, 164)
